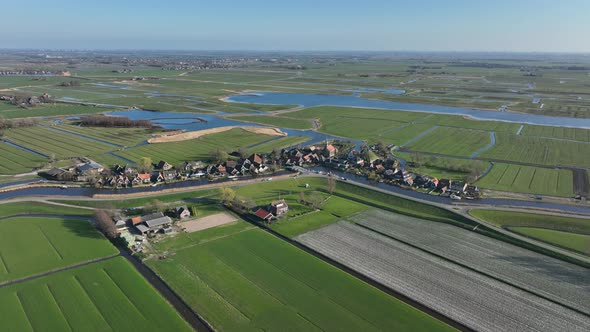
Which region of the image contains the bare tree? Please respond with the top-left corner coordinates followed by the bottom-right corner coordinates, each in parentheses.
top-left (94, 209), bottom-right (117, 239)
top-left (327, 176), bottom-right (336, 194)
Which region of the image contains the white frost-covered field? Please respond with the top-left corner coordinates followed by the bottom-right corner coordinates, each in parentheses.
top-left (350, 209), bottom-right (590, 315)
top-left (296, 219), bottom-right (590, 332)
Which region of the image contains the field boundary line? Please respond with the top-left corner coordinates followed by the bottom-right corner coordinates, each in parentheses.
top-left (355, 222), bottom-right (590, 319)
top-left (71, 275), bottom-right (115, 331)
top-left (36, 226), bottom-right (64, 260)
top-left (45, 284), bottom-right (74, 331)
top-left (14, 291), bottom-right (35, 331)
top-left (0, 252), bottom-right (10, 274)
top-left (241, 244), bottom-right (382, 331)
top-left (101, 268), bottom-right (148, 320)
top-left (233, 211), bottom-right (472, 331)
top-left (0, 254), bottom-right (119, 288)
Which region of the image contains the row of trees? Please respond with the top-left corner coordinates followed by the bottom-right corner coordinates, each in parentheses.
top-left (79, 115), bottom-right (152, 128)
top-left (0, 117), bottom-right (37, 130)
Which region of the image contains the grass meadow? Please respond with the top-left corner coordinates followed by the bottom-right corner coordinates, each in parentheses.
top-left (148, 223), bottom-right (453, 332)
top-left (0, 216), bottom-right (117, 283)
top-left (0, 257), bottom-right (191, 331)
top-left (476, 163), bottom-right (574, 196)
top-left (510, 227), bottom-right (590, 256)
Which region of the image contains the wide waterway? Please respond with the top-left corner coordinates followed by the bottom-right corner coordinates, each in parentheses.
top-left (228, 91), bottom-right (590, 129)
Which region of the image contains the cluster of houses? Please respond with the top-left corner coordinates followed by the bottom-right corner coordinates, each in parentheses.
top-left (44, 153), bottom-right (272, 187)
top-left (281, 144), bottom-right (479, 199)
top-left (284, 143), bottom-right (339, 166)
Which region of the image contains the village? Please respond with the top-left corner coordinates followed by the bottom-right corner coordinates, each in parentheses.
top-left (42, 140), bottom-right (480, 200)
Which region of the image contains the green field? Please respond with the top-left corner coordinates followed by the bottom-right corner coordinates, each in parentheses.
top-left (4, 126), bottom-right (120, 165)
top-left (406, 127), bottom-right (491, 157)
top-left (0, 103), bottom-right (113, 119)
top-left (510, 227), bottom-right (590, 256)
top-left (227, 115), bottom-right (313, 129)
top-left (287, 106), bottom-right (425, 140)
top-left (521, 125), bottom-right (590, 142)
top-left (0, 217), bottom-right (118, 283)
top-left (476, 163), bottom-right (574, 196)
top-left (469, 209), bottom-right (590, 235)
top-left (114, 128), bottom-right (277, 165)
top-left (0, 142), bottom-right (47, 174)
top-left (148, 223), bottom-right (453, 331)
top-left (0, 201), bottom-right (93, 218)
top-left (53, 124), bottom-right (153, 147)
top-left (247, 135), bottom-right (310, 154)
top-left (0, 257), bottom-right (191, 331)
top-left (480, 133), bottom-right (590, 167)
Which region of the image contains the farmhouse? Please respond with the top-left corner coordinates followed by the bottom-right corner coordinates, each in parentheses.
top-left (254, 208), bottom-right (274, 222)
top-left (269, 199), bottom-right (289, 216)
top-left (134, 212), bottom-right (172, 234)
top-left (157, 160), bottom-right (173, 171)
top-left (174, 206), bottom-right (191, 219)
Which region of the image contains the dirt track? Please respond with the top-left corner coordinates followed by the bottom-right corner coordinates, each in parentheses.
top-left (147, 126), bottom-right (287, 143)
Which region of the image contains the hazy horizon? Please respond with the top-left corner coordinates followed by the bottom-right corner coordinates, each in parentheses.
top-left (2, 0), bottom-right (589, 53)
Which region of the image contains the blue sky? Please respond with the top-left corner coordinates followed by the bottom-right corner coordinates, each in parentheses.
top-left (2, 0), bottom-right (589, 52)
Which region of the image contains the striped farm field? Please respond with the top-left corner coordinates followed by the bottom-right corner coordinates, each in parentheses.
top-left (247, 135), bottom-right (310, 154)
top-left (521, 125), bottom-right (590, 142)
top-left (0, 217), bottom-right (118, 283)
top-left (0, 257), bottom-right (191, 331)
top-left (480, 134), bottom-right (590, 168)
top-left (406, 127), bottom-right (491, 157)
top-left (115, 128), bottom-right (275, 165)
top-left (54, 124), bottom-right (152, 147)
top-left (0, 142), bottom-right (47, 174)
top-left (4, 126), bottom-right (114, 160)
top-left (476, 163), bottom-right (574, 196)
top-left (148, 222), bottom-right (453, 332)
top-left (378, 123), bottom-right (434, 145)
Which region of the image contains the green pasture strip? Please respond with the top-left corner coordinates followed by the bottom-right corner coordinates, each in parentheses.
top-left (521, 125), bottom-right (590, 142)
top-left (114, 128), bottom-right (273, 165)
top-left (4, 126), bottom-right (115, 160)
top-left (509, 227), bottom-right (590, 256)
top-left (54, 124), bottom-right (152, 147)
top-left (406, 127), bottom-right (491, 157)
top-left (0, 216), bottom-right (117, 283)
top-left (247, 135), bottom-right (310, 154)
top-left (476, 163), bottom-right (574, 197)
top-left (228, 115), bottom-right (313, 129)
top-left (480, 134), bottom-right (590, 168)
top-left (148, 226), bottom-right (454, 332)
top-left (469, 209), bottom-right (590, 235)
top-left (0, 202), bottom-right (93, 218)
top-left (0, 257), bottom-right (191, 331)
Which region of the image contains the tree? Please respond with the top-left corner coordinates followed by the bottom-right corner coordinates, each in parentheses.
top-left (145, 199), bottom-right (166, 213)
top-left (307, 192), bottom-right (323, 209)
top-left (209, 148), bottom-right (229, 163)
top-left (190, 205), bottom-right (198, 217)
top-left (219, 187), bottom-right (236, 205)
top-left (376, 140), bottom-right (388, 156)
top-left (298, 191), bottom-right (306, 204)
top-left (139, 157), bottom-right (153, 173)
top-left (327, 176), bottom-right (336, 194)
top-left (94, 209), bottom-right (117, 239)
top-left (237, 147), bottom-right (248, 159)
